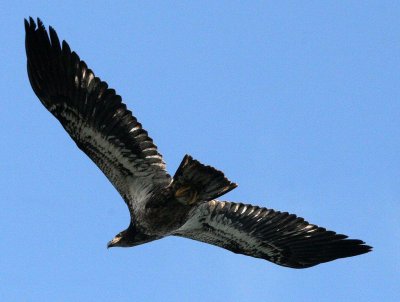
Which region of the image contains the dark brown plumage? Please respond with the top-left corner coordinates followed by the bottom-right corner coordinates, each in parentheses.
top-left (25, 17), bottom-right (371, 268)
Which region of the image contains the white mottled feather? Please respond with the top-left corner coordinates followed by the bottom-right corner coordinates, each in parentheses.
top-left (25, 18), bottom-right (171, 215)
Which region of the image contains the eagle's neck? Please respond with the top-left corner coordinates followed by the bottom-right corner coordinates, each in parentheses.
top-left (124, 222), bottom-right (162, 247)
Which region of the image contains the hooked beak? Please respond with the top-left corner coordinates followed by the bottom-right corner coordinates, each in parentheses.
top-left (107, 237), bottom-right (121, 249)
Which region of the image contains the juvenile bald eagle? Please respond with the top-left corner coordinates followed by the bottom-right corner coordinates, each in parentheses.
top-left (25, 18), bottom-right (371, 268)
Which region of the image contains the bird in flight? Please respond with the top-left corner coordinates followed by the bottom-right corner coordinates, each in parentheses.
top-left (25, 17), bottom-right (371, 268)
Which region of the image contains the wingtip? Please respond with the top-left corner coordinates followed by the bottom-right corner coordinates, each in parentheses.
top-left (25, 17), bottom-right (47, 33)
top-left (37, 17), bottom-right (44, 29)
top-left (353, 239), bottom-right (373, 254)
top-left (24, 17), bottom-right (36, 32)
top-left (362, 243), bottom-right (373, 253)
top-left (48, 25), bottom-right (61, 51)
top-left (24, 18), bottom-right (30, 31)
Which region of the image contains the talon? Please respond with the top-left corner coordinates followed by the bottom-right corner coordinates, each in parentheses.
top-left (175, 186), bottom-right (191, 198)
top-left (188, 190), bottom-right (198, 205)
top-left (175, 186), bottom-right (199, 205)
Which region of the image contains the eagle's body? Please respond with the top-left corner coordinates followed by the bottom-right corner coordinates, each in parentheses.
top-left (25, 17), bottom-right (371, 268)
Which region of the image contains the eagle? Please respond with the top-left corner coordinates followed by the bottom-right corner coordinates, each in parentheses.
top-left (25, 17), bottom-right (371, 269)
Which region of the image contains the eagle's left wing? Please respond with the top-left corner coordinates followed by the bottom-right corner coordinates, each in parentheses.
top-left (174, 200), bottom-right (371, 268)
top-left (25, 18), bottom-right (171, 211)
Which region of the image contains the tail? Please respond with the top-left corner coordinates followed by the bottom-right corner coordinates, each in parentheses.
top-left (172, 155), bottom-right (237, 205)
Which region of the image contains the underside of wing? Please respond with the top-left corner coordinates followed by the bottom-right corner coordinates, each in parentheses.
top-left (25, 18), bottom-right (171, 207)
top-left (175, 200), bottom-right (371, 268)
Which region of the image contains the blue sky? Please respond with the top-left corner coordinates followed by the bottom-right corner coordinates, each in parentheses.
top-left (1, 1), bottom-right (399, 301)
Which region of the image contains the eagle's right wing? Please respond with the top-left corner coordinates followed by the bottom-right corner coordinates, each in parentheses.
top-left (175, 200), bottom-right (371, 268)
top-left (25, 18), bottom-right (171, 211)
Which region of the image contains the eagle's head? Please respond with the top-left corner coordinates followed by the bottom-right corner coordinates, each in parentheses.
top-left (107, 224), bottom-right (160, 248)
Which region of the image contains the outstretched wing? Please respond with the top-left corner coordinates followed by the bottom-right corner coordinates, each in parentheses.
top-left (25, 18), bottom-right (171, 210)
top-left (175, 200), bottom-right (371, 268)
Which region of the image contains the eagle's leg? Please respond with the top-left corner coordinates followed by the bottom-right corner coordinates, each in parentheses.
top-left (175, 186), bottom-right (199, 205)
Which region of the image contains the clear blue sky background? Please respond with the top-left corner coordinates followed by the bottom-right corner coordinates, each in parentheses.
top-left (1, 1), bottom-right (399, 301)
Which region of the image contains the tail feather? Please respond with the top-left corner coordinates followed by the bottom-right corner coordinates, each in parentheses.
top-left (172, 155), bottom-right (237, 204)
